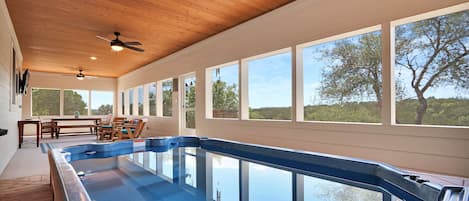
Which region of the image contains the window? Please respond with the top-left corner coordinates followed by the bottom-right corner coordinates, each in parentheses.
top-left (246, 50), bottom-right (292, 120)
top-left (207, 63), bottom-right (239, 118)
top-left (394, 10), bottom-right (469, 127)
top-left (31, 88), bottom-right (60, 116)
top-left (184, 148), bottom-right (197, 188)
top-left (137, 153), bottom-right (144, 166)
top-left (137, 86), bottom-right (144, 116)
top-left (148, 152), bottom-right (156, 171)
top-left (64, 89), bottom-right (89, 116)
top-left (148, 83), bottom-right (157, 116)
top-left (249, 162), bottom-right (292, 201)
top-left (162, 80), bottom-right (173, 117)
top-left (91, 91), bottom-right (113, 115)
top-left (128, 89), bottom-right (134, 115)
top-left (211, 154), bottom-right (239, 201)
top-left (301, 28), bottom-right (382, 123)
top-left (160, 149), bottom-right (173, 179)
top-left (303, 175), bottom-right (382, 201)
top-left (121, 91), bottom-right (125, 115)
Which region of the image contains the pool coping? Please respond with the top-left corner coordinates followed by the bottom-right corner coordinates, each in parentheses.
top-left (49, 136), bottom-right (468, 201)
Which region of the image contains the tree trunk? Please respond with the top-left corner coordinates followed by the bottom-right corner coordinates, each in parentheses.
top-left (414, 90), bottom-right (427, 124)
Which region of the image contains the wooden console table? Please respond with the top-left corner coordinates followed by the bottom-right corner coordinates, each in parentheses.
top-left (17, 120), bottom-right (41, 148)
top-left (51, 118), bottom-right (102, 139)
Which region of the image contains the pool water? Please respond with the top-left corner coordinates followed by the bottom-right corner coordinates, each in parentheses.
top-left (70, 147), bottom-right (401, 201)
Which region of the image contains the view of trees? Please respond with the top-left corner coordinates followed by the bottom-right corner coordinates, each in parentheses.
top-left (32, 89), bottom-right (113, 116)
top-left (163, 81), bottom-right (173, 116)
top-left (213, 79), bottom-right (239, 118)
top-left (32, 89), bottom-right (60, 116)
top-left (64, 90), bottom-right (88, 115)
top-left (92, 104), bottom-right (113, 115)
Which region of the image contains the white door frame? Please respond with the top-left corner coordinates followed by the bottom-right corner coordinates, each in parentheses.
top-left (179, 72), bottom-right (196, 136)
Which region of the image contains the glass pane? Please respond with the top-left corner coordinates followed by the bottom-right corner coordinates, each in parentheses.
top-left (303, 175), bottom-right (382, 201)
top-left (91, 91), bottom-right (113, 115)
top-left (148, 152), bottom-right (156, 171)
top-left (184, 76), bottom-right (196, 129)
top-left (138, 86), bottom-right (144, 116)
top-left (162, 80), bottom-right (173, 117)
top-left (211, 64), bottom-right (239, 118)
top-left (32, 88), bottom-right (60, 116)
top-left (137, 153), bottom-right (144, 165)
top-left (121, 91), bottom-right (125, 115)
top-left (129, 89), bottom-right (134, 115)
top-left (303, 30), bottom-right (382, 123)
top-left (161, 150), bottom-right (173, 179)
top-left (128, 154), bottom-right (133, 160)
top-left (395, 10), bottom-right (469, 126)
top-left (149, 83), bottom-right (157, 116)
top-left (64, 90), bottom-right (89, 116)
top-left (249, 162), bottom-right (292, 201)
top-left (185, 154), bottom-right (197, 188)
top-left (248, 52), bottom-right (292, 120)
top-left (212, 154), bottom-right (239, 201)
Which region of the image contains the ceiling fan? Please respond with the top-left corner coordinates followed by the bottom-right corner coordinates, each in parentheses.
top-left (96, 32), bottom-right (144, 52)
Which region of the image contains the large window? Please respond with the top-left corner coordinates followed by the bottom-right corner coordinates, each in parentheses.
top-left (211, 154), bottom-right (239, 201)
top-left (394, 10), bottom-right (469, 127)
top-left (31, 88), bottom-right (60, 116)
top-left (64, 89), bottom-right (89, 116)
top-left (249, 162), bottom-right (292, 201)
top-left (91, 91), bottom-right (113, 115)
top-left (246, 50), bottom-right (292, 120)
top-left (208, 63), bottom-right (239, 118)
top-left (148, 83), bottom-right (157, 116)
top-left (302, 29), bottom-right (382, 123)
top-left (137, 86), bottom-right (144, 116)
top-left (128, 89), bottom-right (134, 115)
top-left (162, 80), bottom-right (173, 117)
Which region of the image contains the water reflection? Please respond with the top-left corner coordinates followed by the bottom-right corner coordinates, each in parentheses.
top-left (72, 147), bottom-right (397, 201)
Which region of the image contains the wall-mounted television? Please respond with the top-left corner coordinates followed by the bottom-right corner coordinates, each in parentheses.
top-left (19, 69), bottom-right (29, 95)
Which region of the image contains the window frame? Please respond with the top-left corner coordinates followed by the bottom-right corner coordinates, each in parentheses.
top-left (205, 61), bottom-right (240, 120)
top-left (295, 25), bottom-right (383, 125)
top-left (90, 90), bottom-right (114, 116)
top-left (241, 47), bottom-right (293, 121)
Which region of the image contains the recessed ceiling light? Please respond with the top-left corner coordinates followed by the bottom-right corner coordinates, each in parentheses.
top-left (90, 56), bottom-right (97, 60)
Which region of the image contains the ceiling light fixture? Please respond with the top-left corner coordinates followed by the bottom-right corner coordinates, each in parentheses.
top-left (76, 70), bottom-right (85, 80)
top-left (90, 56), bottom-right (97, 60)
top-left (111, 44), bottom-right (124, 52)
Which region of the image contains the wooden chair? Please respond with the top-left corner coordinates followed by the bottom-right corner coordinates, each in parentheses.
top-left (112, 119), bottom-right (146, 141)
top-left (41, 121), bottom-right (57, 139)
top-left (98, 117), bottom-right (126, 140)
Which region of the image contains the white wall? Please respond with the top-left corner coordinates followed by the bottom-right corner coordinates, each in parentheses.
top-left (119, 0), bottom-right (469, 177)
top-left (0, 0), bottom-right (23, 174)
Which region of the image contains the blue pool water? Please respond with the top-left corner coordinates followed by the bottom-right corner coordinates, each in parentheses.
top-left (55, 137), bottom-right (468, 201)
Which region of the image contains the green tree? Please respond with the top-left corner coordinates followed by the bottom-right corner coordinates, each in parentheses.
top-left (163, 81), bottom-right (173, 116)
top-left (395, 10), bottom-right (469, 124)
top-left (93, 104), bottom-right (113, 115)
top-left (319, 10), bottom-right (468, 125)
top-left (320, 31), bottom-right (383, 107)
top-left (32, 89), bottom-right (60, 116)
top-left (212, 80), bottom-right (239, 118)
top-left (63, 90), bottom-right (87, 115)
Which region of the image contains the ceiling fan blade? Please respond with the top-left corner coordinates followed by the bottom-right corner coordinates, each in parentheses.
top-left (96, 35), bottom-right (111, 42)
top-left (124, 45), bottom-right (144, 52)
top-left (124, 41), bottom-right (142, 46)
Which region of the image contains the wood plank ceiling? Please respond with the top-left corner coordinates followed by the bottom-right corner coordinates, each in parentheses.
top-left (6, 0), bottom-right (292, 77)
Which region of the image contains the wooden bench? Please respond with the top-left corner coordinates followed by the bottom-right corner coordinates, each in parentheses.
top-left (51, 118), bottom-right (101, 139)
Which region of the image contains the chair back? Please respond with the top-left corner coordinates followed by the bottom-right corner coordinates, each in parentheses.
top-left (133, 119), bottom-right (146, 138)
